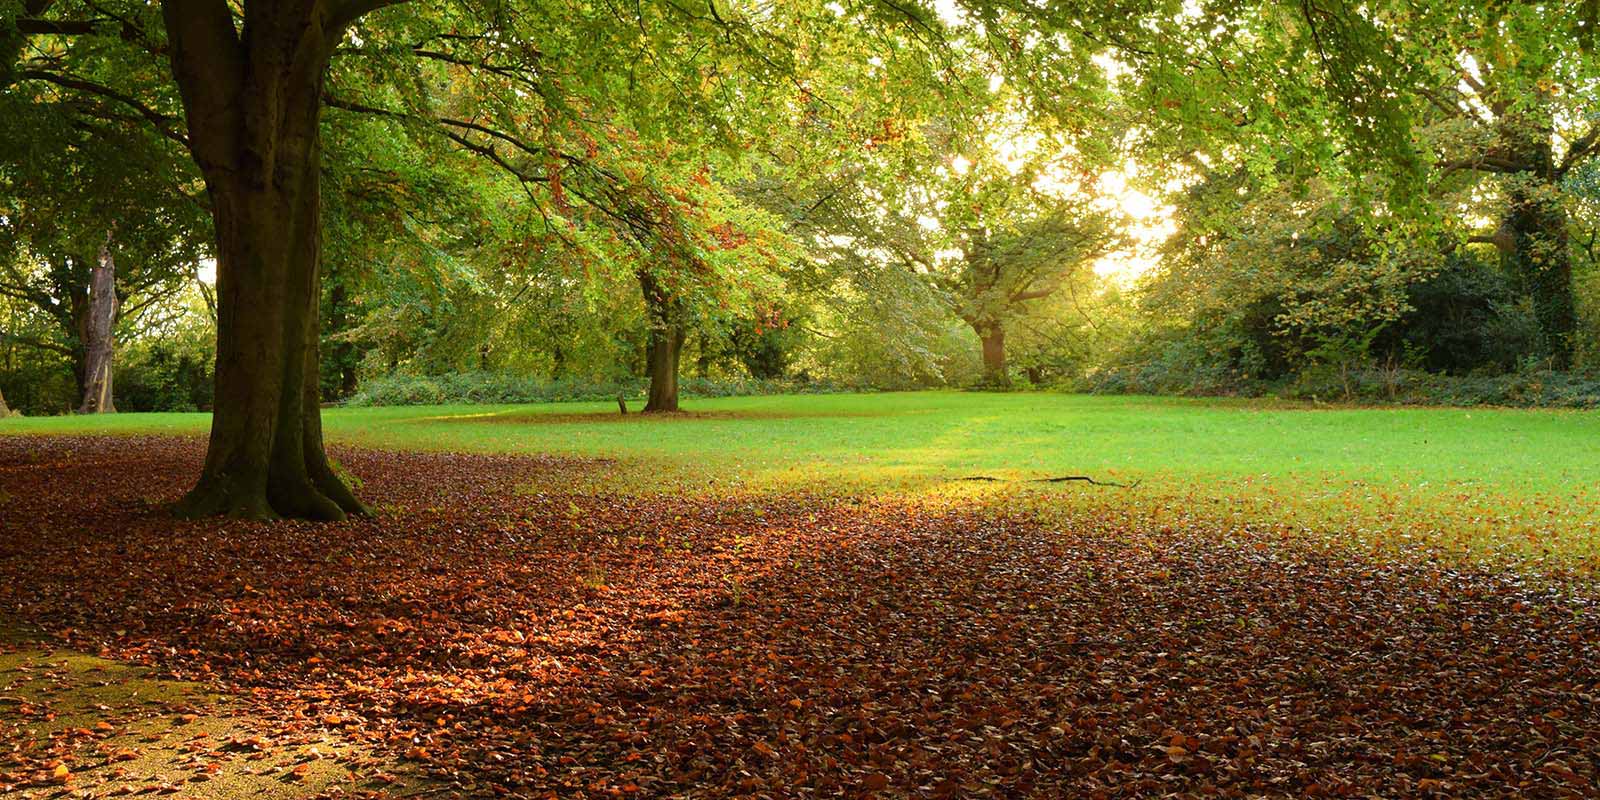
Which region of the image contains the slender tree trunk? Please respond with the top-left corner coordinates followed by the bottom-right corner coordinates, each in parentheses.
top-left (164, 2), bottom-right (366, 520)
top-left (64, 267), bottom-right (90, 403)
top-left (78, 232), bottom-right (117, 413)
top-left (974, 320), bottom-right (1010, 388)
top-left (0, 386), bottom-right (9, 417)
top-left (696, 332), bottom-right (713, 378)
top-left (638, 269), bottom-right (686, 412)
top-left (551, 343), bottom-right (567, 378)
top-left (339, 358), bottom-right (359, 399)
top-left (323, 278), bottom-right (360, 399)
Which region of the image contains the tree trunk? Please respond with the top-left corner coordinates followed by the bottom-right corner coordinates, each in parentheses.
top-left (638, 270), bottom-right (686, 412)
top-left (78, 232), bottom-right (117, 413)
top-left (644, 323), bottom-right (686, 412)
top-left (1497, 111), bottom-right (1576, 369)
top-left (323, 278), bottom-right (360, 400)
top-left (696, 332), bottom-right (713, 378)
top-left (164, 2), bottom-right (367, 520)
top-left (1505, 182), bottom-right (1575, 368)
top-left (64, 263), bottom-right (91, 403)
top-left (975, 321), bottom-right (1010, 388)
top-left (0, 386), bottom-right (9, 417)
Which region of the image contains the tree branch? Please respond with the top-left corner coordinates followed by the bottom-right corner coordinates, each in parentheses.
top-left (0, 331), bottom-right (73, 357)
top-left (1436, 154), bottom-right (1525, 175)
top-left (1559, 126), bottom-right (1598, 177)
top-left (329, 0), bottom-right (411, 34)
top-left (1009, 287), bottom-right (1055, 303)
top-left (15, 18), bottom-right (102, 35)
top-left (16, 69), bottom-right (187, 145)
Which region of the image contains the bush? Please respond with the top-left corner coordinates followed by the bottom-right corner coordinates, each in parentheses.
top-left (1077, 337), bottom-right (1253, 398)
top-left (1082, 364), bottom-right (1600, 409)
top-left (345, 371), bottom-right (870, 407)
top-left (117, 344), bottom-right (214, 412)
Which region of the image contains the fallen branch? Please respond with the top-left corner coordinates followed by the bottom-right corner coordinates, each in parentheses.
top-left (959, 475), bottom-right (1142, 489)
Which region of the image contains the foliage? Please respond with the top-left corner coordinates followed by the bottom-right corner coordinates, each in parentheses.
top-left (345, 371), bottom-right (864, 407)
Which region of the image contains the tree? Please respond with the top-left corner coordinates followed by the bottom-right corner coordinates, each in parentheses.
top-left (138, 2), bottom-right (413, 519)
top-left (77, 231), bottom-right (116, 412)
top-left (931, 191), bottom-right (1119, 386)
top-left (5, 0), bottom-right (1018, 514)
top-left (1404, 1), bottom-right (1600, 368)
top-left (1145, 171), bottom-right (1445, 380)
top-left (1049, 0), bottom-right (1600, 368)
top-left (771, 71), bottom-right (1123, 387)
top-left (0, 93), bottom-right (202, 413)
top-left (639, 268), bottom-right (688, 411)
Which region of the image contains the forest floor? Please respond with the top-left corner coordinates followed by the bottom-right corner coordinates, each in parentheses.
top-left (5, 397), bottom-right (1600, 797)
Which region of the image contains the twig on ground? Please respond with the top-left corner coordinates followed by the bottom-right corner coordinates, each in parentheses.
top-left (959, 475), bottom-right (1142, 488)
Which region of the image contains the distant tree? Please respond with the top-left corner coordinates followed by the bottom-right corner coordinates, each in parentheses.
top-left (929, 192), bottom-right (1119, 386)
top-left (1067, 0), bottom-right (1600, 367)
top-left (0, 92), bottom-right (204, 413)
top-left (775, 74), bottom-right (1124, 387)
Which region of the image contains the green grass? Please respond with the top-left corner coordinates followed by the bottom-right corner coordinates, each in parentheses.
top-left (6, 391), bottom-right (1599, 565)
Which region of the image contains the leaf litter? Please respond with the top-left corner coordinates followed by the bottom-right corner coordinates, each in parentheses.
top-left (3, 435), bottom-right (1600, 797)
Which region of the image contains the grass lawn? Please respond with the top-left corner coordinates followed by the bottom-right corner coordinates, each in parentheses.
top-left (5, 391), bottom-right (1598, 564)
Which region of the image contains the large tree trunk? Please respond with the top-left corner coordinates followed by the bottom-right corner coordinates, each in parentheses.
top-left (1497, 112), bottom-right (1576, 369)
top-left (639, 270), bottom-right (685, 412)
top-left (1505, 182), bottom-right (1575, 368)
top-left (644, 324), bottom-right (686, 412)
top-left (78, 232), bottom-right (117, 414)
top-left (164, 1), bottom-right (367, 520)
top-left (0, 386), bottom-right (9, 417)
top-left (974, 320), bottom-right (1010, 388)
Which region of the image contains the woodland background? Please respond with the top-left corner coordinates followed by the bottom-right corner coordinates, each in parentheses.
top-left (3, 1), bottom-right (1599, 415)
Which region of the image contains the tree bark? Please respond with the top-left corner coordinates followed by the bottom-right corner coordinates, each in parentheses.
top-left (323, 277), bottom-right (360, 399)
top-left (639, 270), bottom-right (684, 412)
top-left (164, 1), bottom-right (368, 520)
top-left (0, 386), bottom-right (9, 417)
top-left (644, 324), bottom-right (686, 412)
top-left (1497, 112), bottom-right (1576, 369)
top-left (974, 320), bottom-right (1010, 388)
top-left (1504, 183), bottom-right (1575, 368)
top-left (78, 232), bottom-right (117, 413)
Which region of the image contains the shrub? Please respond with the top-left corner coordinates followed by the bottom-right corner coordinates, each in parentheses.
top-left (1083, 364), bottom-right (1600, 409)
top-left (345, 371), bottom-right (870, 407)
